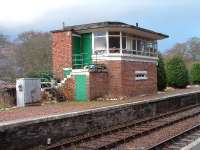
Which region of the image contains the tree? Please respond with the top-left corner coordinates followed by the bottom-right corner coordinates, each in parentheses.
top-left (26, 71), bottom-right (53, 82)
top-left (190, 62), bottom-right (200, 84)
top-left (0, 33), bottom-right (9, 48)
top-left (157, 53), bottom-right (167, 91)
top-left (165, 37), bottom-right (200, 62)
top-left (166, 55), bottom-right (189, 88)
top-left (15, 31), bottom-right (52, 77)
top-left (187, 37), bottom-right (200, 60)
top-left (0, 33), bottom-right (17, 82)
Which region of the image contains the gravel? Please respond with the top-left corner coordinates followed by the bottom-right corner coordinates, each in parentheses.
top-left (113, 115), bottom-right (200, 150)
top-left (0, 87), bottom-right (200, 123)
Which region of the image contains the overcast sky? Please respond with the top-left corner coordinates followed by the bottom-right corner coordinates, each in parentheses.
top-left (0, 0), bottom-right (200, 52)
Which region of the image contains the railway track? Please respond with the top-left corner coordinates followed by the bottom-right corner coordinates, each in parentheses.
top-left (147, 124), bottom-right (200, 150)
top-left (42, 104), bottom-right (200, 150)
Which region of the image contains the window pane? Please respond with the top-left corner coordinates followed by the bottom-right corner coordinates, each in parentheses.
top-left (147, 41), bottom-right (153, 49)
top-left (126, 38), bottom-right (132, 50)
top-left (94, 37), bottom-right (107, 50)
top-left (153, 41), bottom-right (157, 52)
top-left (147, 41), bottom-right (154, 55)
top-left (142, 41), bottom-right (146, 51)
top-left (122, 37), bottom-right (126, 49)
top-left (94, 32), bottom-right (106, 36)
top-left (109, 36), bottom-right (120, 49)
top-left (109, 32), bottom-right (120, 35)
top-left (144, 41), bottom-right (149, 52)
top-left (122, 32), bottom-right (127, 36)
top-left (137, 40), bottom-right (142, 51)
top-left (132, 40), bottom-right (136, 50)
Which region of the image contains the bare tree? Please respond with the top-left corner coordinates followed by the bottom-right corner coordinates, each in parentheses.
top-left (0, 33), bottom-right (17, 82)
top-left (15, 31), bottom-right (52, 77)
top-left (165, 37), bottom-right (200, 61)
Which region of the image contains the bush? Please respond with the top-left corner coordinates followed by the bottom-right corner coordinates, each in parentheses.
top-left (26, 71), bottom-right (53, 82)
top-left (190, 62), bottom-right (200, 84)
top-left (157, 53), bottom-right (167, 91)
top-left (166, 55), bottom-right (189, 88)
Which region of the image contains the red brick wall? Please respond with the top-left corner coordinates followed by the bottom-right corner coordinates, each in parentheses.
top-left (98, 60), bottom-right (157, 97)
top-left (102, 61), bottom-right (123, 96)
top-left (64, 60), bottom-right (157, 100)
top-left (52, 31), bottom-right (72, 80)
top-left (88, 72), bottom-right (108, 100)
top-left (65, 77), bottom-right (75, 100)
top-left (121, 61), bottom-right (157, 96)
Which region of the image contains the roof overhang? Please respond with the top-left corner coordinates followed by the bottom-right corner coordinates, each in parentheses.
top-left (77, 27), bottom-right (168, 40)
top-left (51, 21), bottom-right (169, 40)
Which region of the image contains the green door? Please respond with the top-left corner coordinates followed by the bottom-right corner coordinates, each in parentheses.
top-left (75, 75), bottom-right (88, 101)
top-left (81, 33), bottom-right (92, 65)
top-left (72, 36), bottom-right (81, 68)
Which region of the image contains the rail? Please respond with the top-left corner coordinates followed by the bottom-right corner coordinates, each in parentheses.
top-left (72, 53), bottom-right (92, 69)
top-left (94, 49), bottom-right (158, 57)
top-left (147, 124), bottom-right (200, 150)
top-left (41, 104), bottom-right (200, 150)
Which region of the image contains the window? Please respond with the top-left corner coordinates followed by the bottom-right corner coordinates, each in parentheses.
top-left (94, 32), bottom-right (106, 36)
top-left (146, 41), bottom-right (153, 56)
top-left (109, 37), bottom-right (120, 48)
top-left (143, 41), bottom-right (149, 56)
top-left (153, 41), bottom-right (158, 54)
top-left (132, 39), bottom-right (136, 50)
top-left (126, 38), bottom-right (132, 50)
top-left (93, 31), bottom-right (158, 57)
top-left (144, 40), bottom-right (158, 56)
top-left (124, 38), bottom-right (132, 54)
top-left (122, 37), bottom-right (126, 49)
top-left (109, 32), bottom-right (120, 53)
top-left (137, 40), bottom-right (142, 55)
top-left (135, 71), bottom-right (148, 80)
top-left (132, 39), bottom-right (137, 54)
top-left (94, 32), bottom-right (107, 54)
top-left (109, 31), bottom-right (120, 35)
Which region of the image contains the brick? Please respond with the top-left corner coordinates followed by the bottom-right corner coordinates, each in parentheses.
top-left (52, 31), bottom-right (73, 80)
top-left (98, 60), bottom-right (157, 97)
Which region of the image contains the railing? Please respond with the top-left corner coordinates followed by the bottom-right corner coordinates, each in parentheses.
top-left (94, 49), bottom-right (158, 57)
top-left (72, 49), bottom-right (158, 69)
top-left (72, 53), bottom-right (92, 69)
top-left (121, 49), bottom-right (158, 57)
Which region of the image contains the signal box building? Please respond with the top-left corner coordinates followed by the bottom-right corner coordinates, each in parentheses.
top-left (51, 21), bottom-right (168, 101)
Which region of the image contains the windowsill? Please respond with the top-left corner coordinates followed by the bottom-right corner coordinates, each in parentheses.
top-left (92, 53), bottom-right (158, 60)
top-left (135, 77), bottom-right (148, 81)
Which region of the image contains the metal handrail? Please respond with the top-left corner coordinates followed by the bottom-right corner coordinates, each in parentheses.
top-left (72, 50), bottom-right (158, 69)
top-left (72, 53), bottom-right (92, 68)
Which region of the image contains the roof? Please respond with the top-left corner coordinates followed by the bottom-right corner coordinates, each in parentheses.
top-left (51, 21), bottom-right (169, 39)
top-left (0, 83), bottom-right (16, 89)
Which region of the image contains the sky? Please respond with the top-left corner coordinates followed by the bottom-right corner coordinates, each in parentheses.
top-left (0, 0), bottom-right (200, 52)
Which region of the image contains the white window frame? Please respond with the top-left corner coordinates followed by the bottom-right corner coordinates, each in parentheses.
top-left (135, 71), bottom-right (148, 80)
top-left (108, 31), bottom-right (121, 54)
top-left (92, 31), bottom-right (158, 57)
top-left (93, 31), bottom-right (107, 55)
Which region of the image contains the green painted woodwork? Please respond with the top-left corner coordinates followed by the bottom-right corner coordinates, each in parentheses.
top-left (72, 36), bottom-right (81, 54)
top-left (72, 36), bottom-right (81, 68)
top-left (75, 75), bottom-right (88, 101)
top-left (72, 33), bottom-right (92, 69)
top-left (81, 33), bottom-right (92, 65)
top-left (63, 68), bottom-right (72, 78)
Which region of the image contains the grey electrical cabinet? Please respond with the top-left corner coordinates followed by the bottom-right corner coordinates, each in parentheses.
top-left (16, 78), bottom-right (41, 107)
